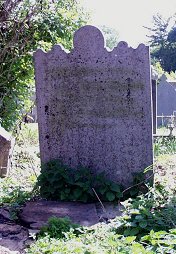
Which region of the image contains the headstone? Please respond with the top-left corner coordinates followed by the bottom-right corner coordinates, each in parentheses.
top-left (152, 80), bottom-right (157, 134)
top-left (157, 74), bottom-right (176, 126)
top-left (151, 66), bottom-right (159, 134)
top-left (0, 126), bottom-right (15, 177)
top-left (34, 25), bottom-right (153, 187)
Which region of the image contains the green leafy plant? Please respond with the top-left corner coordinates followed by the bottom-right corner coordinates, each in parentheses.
top-left (27, 221), bottom-right (176, 254)
top-left (0, 177), bottom-right (35, 220)
top-left (113, 186), bottom-right (176, 239)
top-left (154, 137), bottom-right (176, 156)
top-left (141, 229), bottom-right (176, 253)
top-left (38, 216), bottom-right (81, 239)
top-left (36, 160), bottom-right (123, 202)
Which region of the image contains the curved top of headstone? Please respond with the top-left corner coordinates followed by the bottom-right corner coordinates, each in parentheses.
top-left (34, 25), bottom-right (149, 61)
top-left (73, 25), bottom-right (105, 52)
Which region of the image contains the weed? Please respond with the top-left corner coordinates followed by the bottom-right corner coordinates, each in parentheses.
top-left (38, 216), bottom-right (82, 239)
top-left (27, 216), bottom-right (176, 254)
top-left (112, 186), bottom-right (176, 239)
top-left (154, 137), bottom-right (176, 156)
top-left (36, 159), bottom-right (123, 202)
top-left (0, 177), bottom-right (35, 219)
top-left (15, 123), bottom-right (39, 147)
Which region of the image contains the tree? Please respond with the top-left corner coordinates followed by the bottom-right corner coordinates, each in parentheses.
top-left (145, 13), bottom-right (176, 73)
top-left (100, 25), bottom-right (119, 50)
top-left (0, 0), bottom-right (88, 130)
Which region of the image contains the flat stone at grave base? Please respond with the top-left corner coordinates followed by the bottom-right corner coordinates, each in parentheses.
top-left (19, 201), bottom-right (99, 229)
top-left (0, 246), bottom-right (19, 254)
top-left (0, 223), bottom-right (28, 253)
top-left (96, 202), bottom-right (123, 221)
top-left (0, 208), bottom-right (12, 221)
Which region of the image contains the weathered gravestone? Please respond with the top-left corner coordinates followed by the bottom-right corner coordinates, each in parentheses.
top-left (0, 126), bottom-right (15, 177)
top-left (34, 25), bottom-right (153, 187)
top-left (157, 74), bottom-right (176, 126)
top-left (151, 66), bottom-right (159, 134)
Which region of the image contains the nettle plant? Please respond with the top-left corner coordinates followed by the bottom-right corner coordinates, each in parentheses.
top-left (38, 216), bottom-right (81, 239)
top-left (36, 160), bottom-right (123, 202)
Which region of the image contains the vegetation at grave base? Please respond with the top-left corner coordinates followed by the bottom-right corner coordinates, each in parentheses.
top-left (36, 158), bottom-right (153, 202)
top-left (38, 216), bottom-right (82, 239)
top-left (26, 126), bottom-right (176, 253)
top-left (0, 177), bottom-right (36, 220)
top-left (0, 124), bottom-right (175, 253)
top-left (27, 186), bottom-right (176, 253)
top-left (36, 159), bottom-right (124, 202)
top-left (0, 123), bottom-right (40, 219)
top-left (113, 186), bottom-right (176, 238)
top-left (27, 229), bottom-right (176, 254)
top-left (0, 0), bottom-right (89, 131)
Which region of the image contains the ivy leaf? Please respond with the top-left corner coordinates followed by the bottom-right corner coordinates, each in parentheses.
top-left (135, 215), bottom-right (144, 220)
top-left (73, 189), bottom-right (83, 199)
top-left (170, 229), bottom-right (176, 234)
top-left (130, 228), bottom-right (140, 236)
top-left (60, 192), bottom-right (67, 200)
top-left (106, 192), bottom-right (115, 201)
top-left (139, 221), bottom-right (148, 228)
top-left (99, 187), bottom-right (107, 195)
top-left (124, 228), bottom-right (140, 236)
top-left (110, 183), bottom-right (121, 192)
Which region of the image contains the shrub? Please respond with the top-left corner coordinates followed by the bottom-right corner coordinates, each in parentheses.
top-left (36, 160), bottom-right (123, 202)
top-left (38, 216), bottom-right (81, 239)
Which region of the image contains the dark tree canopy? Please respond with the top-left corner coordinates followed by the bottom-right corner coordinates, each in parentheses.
top-left (145, 13), bottom-right (176, 73)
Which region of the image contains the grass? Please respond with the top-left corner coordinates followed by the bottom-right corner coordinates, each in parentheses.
top-left (0, 124), bottom-right (176, 253)
top-left (154, 137), bottom-right (176, 156)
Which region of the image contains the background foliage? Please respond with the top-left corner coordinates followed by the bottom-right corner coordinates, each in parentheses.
top-left (0, 0), bottom-right (88, 130)
top-left (100, 25), bottom-right (119, 49)
top-left (146, 13), bottom-right (176, 73)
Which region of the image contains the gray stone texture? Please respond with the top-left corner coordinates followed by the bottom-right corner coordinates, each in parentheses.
top-left (0, 126), bottom-right (15, 177)
top-left (19, 201), bottom-right (99, 228)
top-left (151, 66), bottom-right (159, 134)
top-left (157, 74), bottom-right (176, 126)
top-left (152, 80), bottom-right (157, 134)
top-left (34, 25), bottom-right (153, 187)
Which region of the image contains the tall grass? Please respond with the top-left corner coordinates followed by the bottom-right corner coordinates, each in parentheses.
top-left (154, 137), bottom-right (176, 156)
